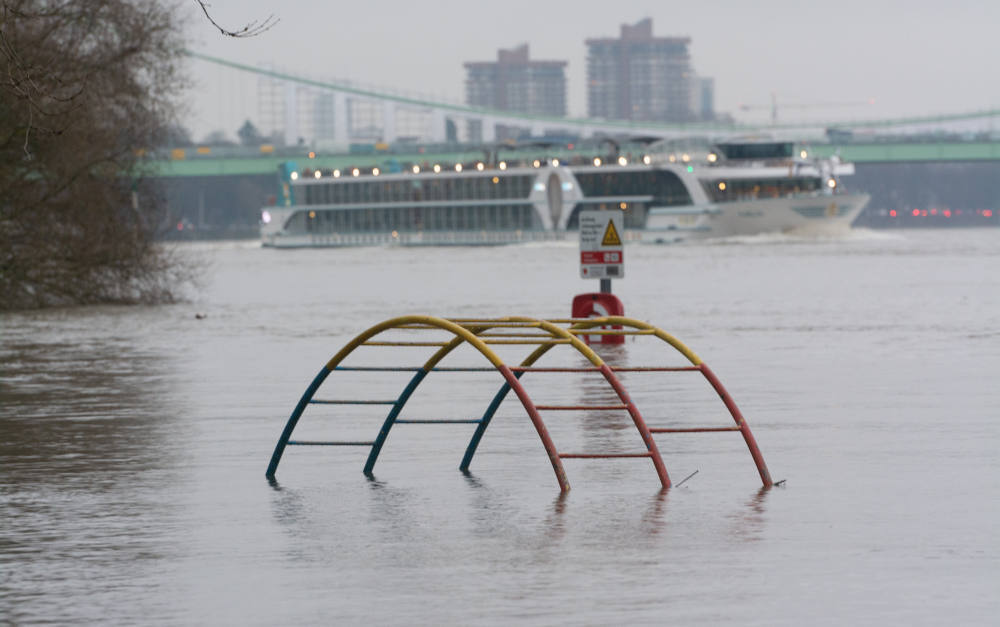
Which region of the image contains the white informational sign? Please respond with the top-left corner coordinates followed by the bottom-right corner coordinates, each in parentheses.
top-left (579, 210), bottom-right (625, 279)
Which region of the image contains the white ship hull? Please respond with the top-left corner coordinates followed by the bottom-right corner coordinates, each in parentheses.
top-left (262, 229), bottom-right (571, 248)
top-left (641, 193), bottom-right (870, 243)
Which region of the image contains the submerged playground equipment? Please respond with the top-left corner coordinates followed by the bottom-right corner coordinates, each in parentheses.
top-left (266, 315), bottom-right (772, 491)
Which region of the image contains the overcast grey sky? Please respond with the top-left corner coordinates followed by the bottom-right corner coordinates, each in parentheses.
top-left (181, 0), bottom-right (1000, 139)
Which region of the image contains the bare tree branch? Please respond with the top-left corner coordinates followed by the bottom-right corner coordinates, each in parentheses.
top-left (194, 0), bottom-right (277, 38)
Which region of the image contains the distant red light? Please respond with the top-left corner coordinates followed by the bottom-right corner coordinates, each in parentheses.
top-left (943, 209), bottom-right (951, 217)
top-left (567, 143), bottom-right (575, 150)
top-left (985, 210), bottom-right (994, 218)
top-left (930, 208), bottom-right (938, 215)
top-left (921, 210), bottom-right (928, 217)
top-left (956, 209), bottom-right (963, 216)
top-left (177, 222), bottom-right (184, 231)
top-left (889, 209), bottom-right (897, 217)
top-left (911, 209), bottom-right (920, 217)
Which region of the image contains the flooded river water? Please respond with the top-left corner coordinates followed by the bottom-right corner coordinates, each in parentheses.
top-left (2, 229), bottom-right (998, 624)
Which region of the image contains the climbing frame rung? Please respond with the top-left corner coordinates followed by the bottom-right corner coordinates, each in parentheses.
top-left (567, 329), bottom-right (656, 335)
top-left (334, 366), bottom-right (423, 372)
top-left (535, 404), bottom-right (629, 411)
top-left (650, 426), bottom-right (742, 433)
top-left (288, 440), bottom-right (375, 446)
top-left (394, 419), bottom-right (482, 424)
top-left (363, 341), bottom-right (451, 347)
top-left (309, 399), bottom-right (397, 405)
top-left (482, 339), bottom-right (571, 345)
top-left (558, 452), bottom-right (653, 459)
top-left (610, 366), bottom-right (702, 372)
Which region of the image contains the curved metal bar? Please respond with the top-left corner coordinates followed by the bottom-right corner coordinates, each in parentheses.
top-left (459, 318), bottom-right (587, 475)
top-left (459, 376), bottom-right (517, 472)
top-left (362, 326), bottom-right (494, 476)
top-left (362, 368), bottom-right (428, 475)
top-left (598, 364), bottom-right (671, 488)
top-left (459, 317), bottom-right (670, 489)
top-left (698, 363), bottom-right (773, 487)
top-left (269, 317), bottom-right (472, 480)
top-left (566, 316), bottom-right (703, 365)
top-left (522, 316), bottom-right (664, 488)
top-left (499, 361), bottom-right (570, 490)
top-left (567, 316), bottom-right (771, 488)
top-left (265, 366), bottom-right (333, 479)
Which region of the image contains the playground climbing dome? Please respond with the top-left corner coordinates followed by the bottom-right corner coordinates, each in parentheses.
top-left (266, 315), bottom-right (773, 491)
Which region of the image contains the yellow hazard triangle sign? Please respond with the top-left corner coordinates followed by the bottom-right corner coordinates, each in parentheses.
top-left (601, 220), bottom-right (622, 246)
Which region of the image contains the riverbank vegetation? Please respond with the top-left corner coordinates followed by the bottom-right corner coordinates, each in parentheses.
top-left (1, 0), bottom-right (189, 309)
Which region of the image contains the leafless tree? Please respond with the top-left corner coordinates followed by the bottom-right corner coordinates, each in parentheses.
top-left (193, 1), bottom-right (277, 38)
top-left (1, 0), bottom-right (192, 309)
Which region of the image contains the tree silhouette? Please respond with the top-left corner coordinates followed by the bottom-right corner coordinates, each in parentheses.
top-left (237, 120), bottom-right (263, 146)
top-left (1, 0), bottom-right (191, 309)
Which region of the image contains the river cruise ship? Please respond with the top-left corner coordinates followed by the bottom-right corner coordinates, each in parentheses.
top-left (260, 141), bottom-right (868, 247)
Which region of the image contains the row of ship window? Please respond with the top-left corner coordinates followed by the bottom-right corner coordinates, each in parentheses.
top-left (703, 178), bottom-right (822, 202)
top-left (299, 204), bottom-right (542, 233)
top-left (574, 171), bottom-right (692, 207)
top-left (301, 175), bottom-right (535, 205)
top-left (298, 170), bottom-right (696, 208)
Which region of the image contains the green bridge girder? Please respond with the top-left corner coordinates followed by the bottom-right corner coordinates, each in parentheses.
top-left (809, 141), bottom-right (1000, 163)
top-left (149, 141), bottom-right (1000, 178)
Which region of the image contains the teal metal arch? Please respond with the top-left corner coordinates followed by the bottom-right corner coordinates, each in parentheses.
top-left (266, 315), bottom-right (577, 490)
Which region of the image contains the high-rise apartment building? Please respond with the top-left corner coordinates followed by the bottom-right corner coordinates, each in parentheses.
top-left (587, 18), bottom-right (704, 123)
top-left (465, 44), bottom-right (567, 140)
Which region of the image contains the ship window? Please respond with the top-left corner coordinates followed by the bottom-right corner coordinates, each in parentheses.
top-left (716, 142), bottom-right (794, 161)
top-left (574, 170), bottom-right (691, 207)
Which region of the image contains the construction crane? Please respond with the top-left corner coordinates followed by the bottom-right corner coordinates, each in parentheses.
top-left (739, 92), bottom-right (876, 124)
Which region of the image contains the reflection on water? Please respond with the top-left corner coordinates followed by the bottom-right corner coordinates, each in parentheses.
top-left (726, 487), bottom-right (773, 543)
top-left (0, 312), bottom-right (188, 624)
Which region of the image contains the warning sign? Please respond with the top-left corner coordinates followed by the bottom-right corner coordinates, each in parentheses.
top-left (601, 220), bottom-right (622, 246)
top-left (579, 210), bottom-right (625, 279)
